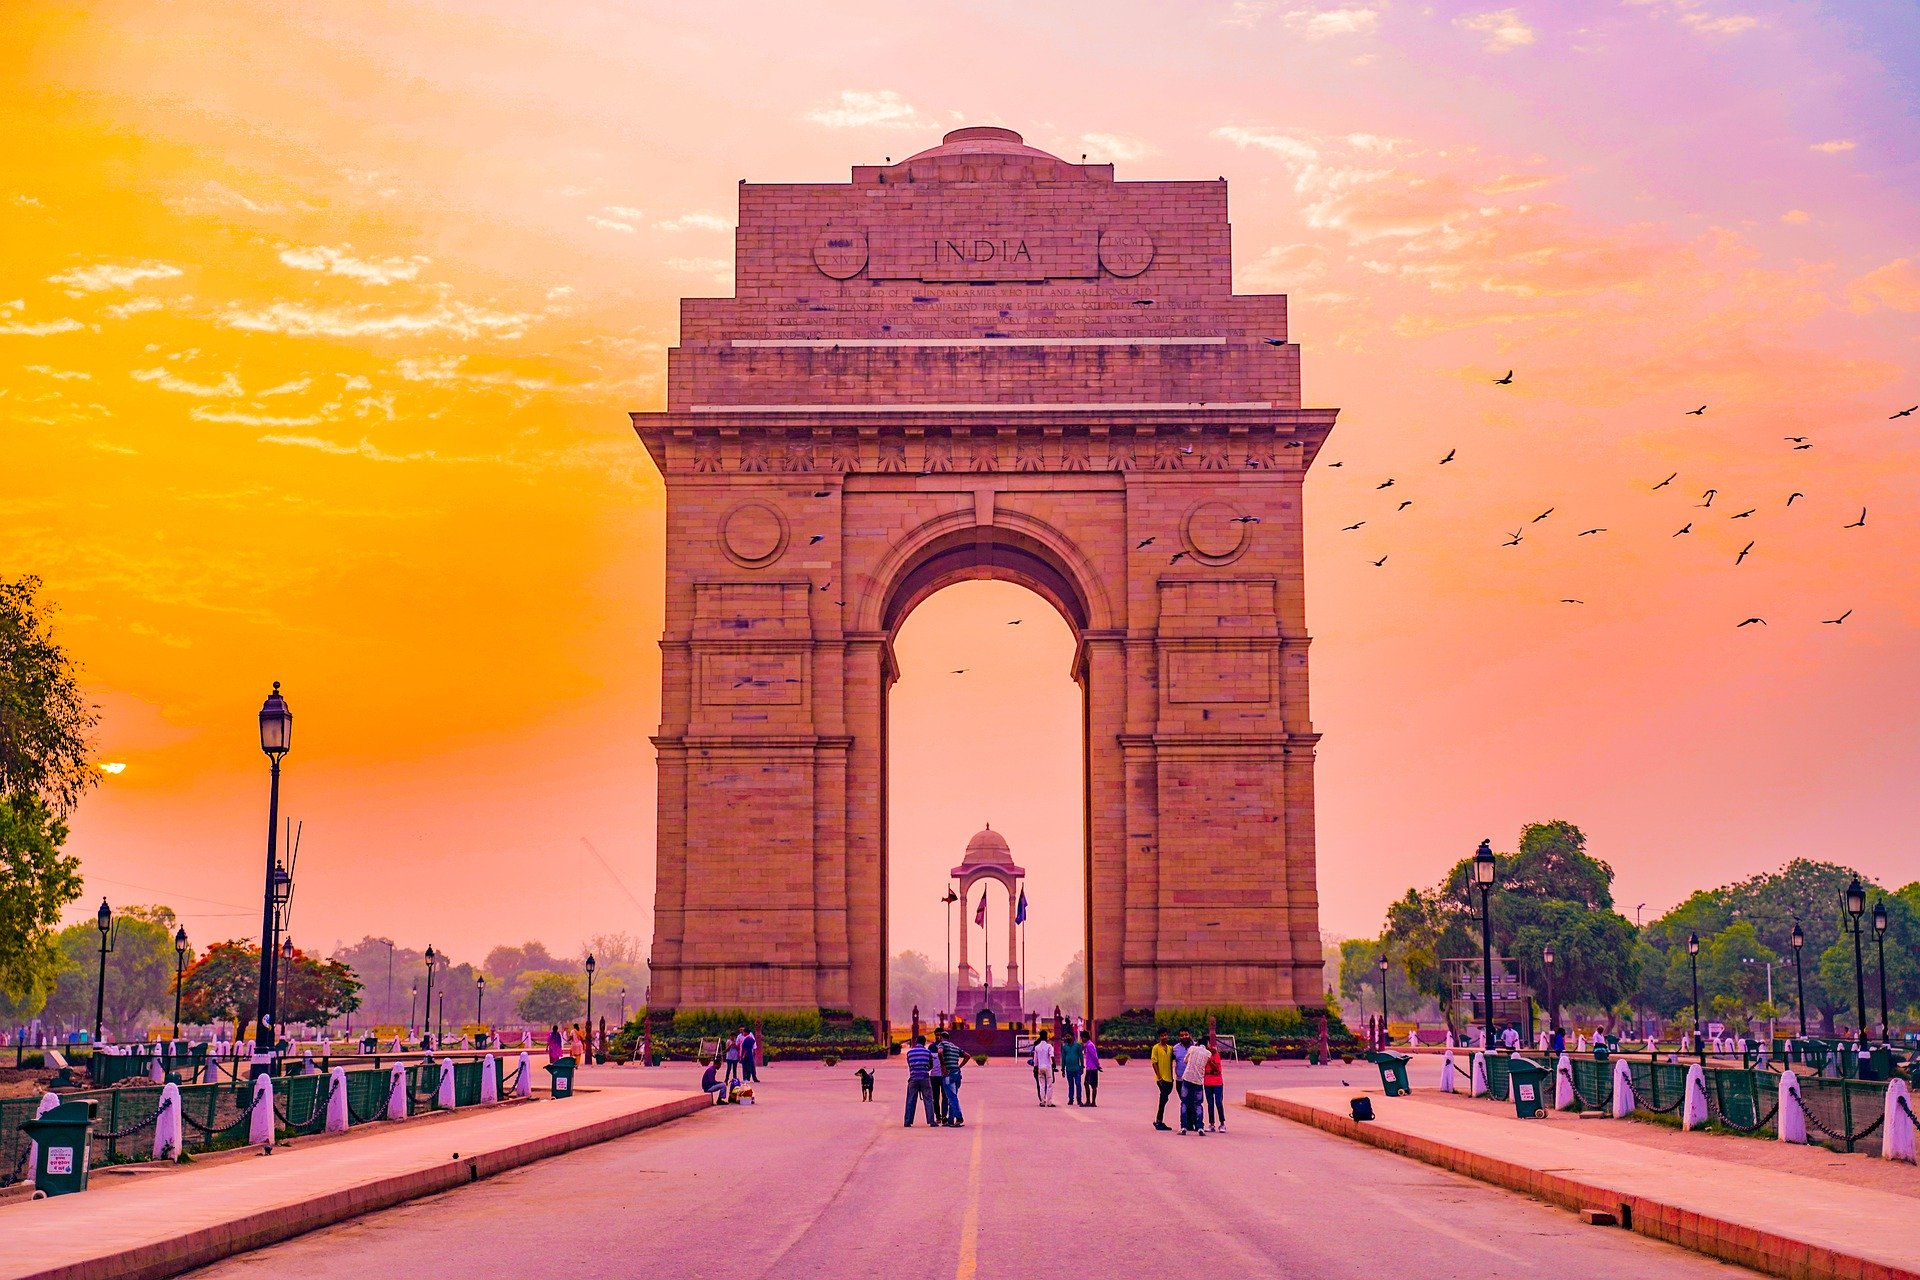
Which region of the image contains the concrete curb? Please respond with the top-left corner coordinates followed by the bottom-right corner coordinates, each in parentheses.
top-left (20, 1093), bottom-right (710, 1280)
top-left (1246, 1092), bottom-right (1918, 1280)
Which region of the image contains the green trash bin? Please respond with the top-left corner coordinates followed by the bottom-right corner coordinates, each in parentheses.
top-left (1367, 1051), bottom-right (1412, 1097)
top-left (23, 1099), bottom-right (98, 1196)
top-left (544, 1055), bottom-right (577, 1099)
top-left (1507, 1057), bottom-right (1550, 1119)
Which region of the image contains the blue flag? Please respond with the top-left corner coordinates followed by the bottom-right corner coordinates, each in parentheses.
top-left (1016, 889), bottom-right (1028, 925)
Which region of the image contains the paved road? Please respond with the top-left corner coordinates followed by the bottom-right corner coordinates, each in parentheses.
top-left (192, 1059), bottom-right (1753, 1279)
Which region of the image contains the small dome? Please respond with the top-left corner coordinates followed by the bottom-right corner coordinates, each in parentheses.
top-left (902, 126), bottom-right (1064, 166)
top-left (962, 824), bottom-right (1012, 864)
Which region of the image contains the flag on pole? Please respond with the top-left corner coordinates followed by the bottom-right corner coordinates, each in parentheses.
top-left (974, 891), bottom-right (987, 927)
top-left (1016, 889), bottom-right (1028, 925)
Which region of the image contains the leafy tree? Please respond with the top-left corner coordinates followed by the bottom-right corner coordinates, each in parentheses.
top-left (1817, 887), bottom-right (1920, 1037)
top-left (278, 946), bottom-right (362, 1025)
top-left (1022, 951), bottom-right (1087, 1019)
top-left (179, 941), bottom-right (265, 1026)
top-left (515, 970), bottom-right (583, 1024)
top-left (0, 578), bottom-right (94, 1014)
top-left (43, 905), bottom-right (183, 1036)
top-left (328, 937), bottom-right (419, 1026)
top-left (888, 949), bottom-right (945, 1022)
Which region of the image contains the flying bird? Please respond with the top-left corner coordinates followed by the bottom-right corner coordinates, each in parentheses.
top-left (809, 534), bottom-right (825, 544)
top-left (1844, 508), bottom-right (1867, 528)
top-left (1892, 406), bottom-right (1917, 419)
top-left (1793, 443), bottom-right (1812, 451)
top-left (1397, 501), bottom-right (1413, 511)
top-left (1169, 551), bottom-right (1188, 564)
top-left (1561, 599), bottom-right (1584, 605)
top-left (1731, 509), bottom-right (1755, 519)
top-left (1502, 530), bottom-right (1524, 547)
top-left (1737, 618), bottom-right (1766, 628)
top-left (1736, 541), bottom-right (1754, 564)
top-left (1440, 449), bottom-right (1456, 464)
top-left (1787, 492), bottom-right (1804, 506)
top-left (812, 490), bottom-right (832, 498)
top-left (951, 669), bottom-right (969, 674)
top-left (1343, 521), bottom-right (1366, 531)
top-left (1532, 508), bottom-right (1554, 523)
top-left (1493, 370), bottom-right (1514, 385)
top-left (1579, 528), bottom-right (1607, 536)
top-left (1654, 473), bottom-right (1677, 490)
top-left (1131, 298), bottom-right (1154, 306)
top-left (1232, 514), bottom-right (1262, 524)
top-left (1698, 489), bottom-right (1717, 508)
top-left (1673, 523), bottom-right (1692, 537)
top-left (1376, 479), bottom-right (1396, 489)
top-left (1136, 537), bottom-right (1156, 548)
top-left (1687, 406), bottom-right (1706, 415)
top-left (1823, 610), bottom-right (1852, 625)
top-left (1372, 555), bottom-right (1388, 567)
top-left (1007, 619), bottom-right (1022, 626)
top-left (1327, 461), bottom-right (1343, 468)
top-left (1263, 337), bottom-right (1285, 346)
top-left (1784, 437), bottom-right (1808, 444)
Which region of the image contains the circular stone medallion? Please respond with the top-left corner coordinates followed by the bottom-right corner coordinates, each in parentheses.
top-left (1182, 499), bottom-right (1250, 565)
top-left (721, 502), bottom-right (787, 568)
top-left (1099, 227), bottom-right (1155, 278)
top-left (812, 227), bottom-right (869, 279)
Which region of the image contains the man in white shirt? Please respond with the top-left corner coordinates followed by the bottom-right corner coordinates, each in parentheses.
top-left (1178, 1038), bottom-right (1211, 1135)
top-left (1031, 1031), bottom-right (1056, 1107)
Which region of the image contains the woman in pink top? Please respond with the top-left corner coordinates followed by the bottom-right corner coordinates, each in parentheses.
top-left (1203, 1044), bottom-right (1226, 1131)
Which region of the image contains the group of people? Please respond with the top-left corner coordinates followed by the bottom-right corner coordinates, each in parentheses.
top-left (903, 1027), bottom-right (970, 1126)
top-left (1024, 1028), bottom-right (1100, 1107)
top-left (1149, 1029), bottom-right (1226, 1134)
top-left (699, 1026), bottom-right (761, 1104)
top-left (544, 1023), bottom-right (596, 1064)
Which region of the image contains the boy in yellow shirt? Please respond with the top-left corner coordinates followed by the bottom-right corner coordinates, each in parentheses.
top-left (1149, 1030), bottom-right (1175, 1131)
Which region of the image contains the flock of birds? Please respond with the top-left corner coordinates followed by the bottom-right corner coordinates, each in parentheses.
top-left (1314, 372), bottom-right (1911, 630)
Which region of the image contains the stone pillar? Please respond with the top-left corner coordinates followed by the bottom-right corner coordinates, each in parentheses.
top-left (1006, 880), bottom-right (1018, 991)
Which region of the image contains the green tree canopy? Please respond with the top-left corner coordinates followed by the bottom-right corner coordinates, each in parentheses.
top-left (0, 795), bottom-right (79, 1015)
top-left (43, 905), bottom-right (183, 1035)
top-left (515, 970), bottom-right (584, 1024)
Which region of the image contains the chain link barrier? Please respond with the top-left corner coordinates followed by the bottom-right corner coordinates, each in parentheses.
top-left (1631, 1063), bottom-right (1689, 1115)
top-left (97, 1095), bottom-right (171, 1141)
top-left (272, 1076), bottom-right (335, 1131)
top-left (345, 1076), bottom-right (390, 1125)
top-left (1801, 1097), bottom-right (1884, 1146)
top-left (180, 1083), bottom-right (262, 1137)
top-left (1705, 1075), bottom-right (1780, 1135)
top-left (1558, 1063), bottom-right (1612, 1112)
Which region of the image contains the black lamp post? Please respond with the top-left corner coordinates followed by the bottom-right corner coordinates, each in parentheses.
top-left (437, 991), bottom-right (445, 1042)
top-left (1790, 923), bottom-right (1807, 1038)
top-left (277, 937), bottom-right (295, 1031)
top-left (1687, 932), bottom-right (1702, 1060)
top-left (1845, 878), bottom-right (1867, 1044)
top-left (584, 954), bottom-right (597, 1059)
top-left (172, 927), bottom-right (189, 1040)
top-left (409, 982), bottom-right (418, 1033)
top-left (1543, 943), bottom-right (1556, 1035)
top-left (422, 946), bottom-right (437, 1048)
top-left (1377, 953), bottom-right (1389, 1046)
top-left (92, 898), bottom-right (116, 1043)
top-left (252, 682), bottom-right (292, 1075)
top-left (619, 986), bottom-right (628, 1026)
top-left (476, 975), bottom-right (486, 1026)
top-left (1473, 839), bottom-right (1497, 1049)
top-left (1872, 899), bottom-right (1889, 1043)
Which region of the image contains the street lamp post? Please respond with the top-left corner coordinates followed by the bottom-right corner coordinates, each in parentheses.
top-left (1473, 840), bottom-right (1498, 1050)
top-left (1377, 953), bottom-right (1389, 1049)
top-left (476, 975), bottom-right (486, 1027)
top-left (1543, 943), bottom-right (1555, 1037)
top-left (437, 991), bottom-right (445, 1043)
top-left (252, 683), bottom-right (292, 1076)
top-left (584, 954), bottom-right (597, 1061)
top-left (1790, 923), bottom-right (1807, 1039)
top-left (409, 983), bottom-right (418, 1034)
top-left (1845, 879), bottom-right (1867, 1044)
top-left (1872, 899), bottom-right (1889, 1043)
top-left (1687, 932), bottom-right (1702, 1061)
top-left (619, 986), bottom-right (627, 1026)
top-left (422, 946), bottom-right (437, 1049)
top-left (92, 899), bottom-right (116, 1043)
top-left (172, 927), bottom-right (189, 1040)
top-left (942, 886), bottom-right (959, 1018)
top-left (277, 937), bottom-right (294, 1032)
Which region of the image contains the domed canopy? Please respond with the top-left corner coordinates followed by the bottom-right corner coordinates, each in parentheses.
top-left (903, 126), bottom-right (1064, 165)
top-left (952, 823), bottom-right (1024, 878)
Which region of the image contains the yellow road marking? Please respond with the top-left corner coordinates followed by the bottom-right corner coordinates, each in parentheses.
top-left (955, 1110), bottom-right (984, 1280)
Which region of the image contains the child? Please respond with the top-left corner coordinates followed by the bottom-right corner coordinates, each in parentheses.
top-left (855, 1066), bottom-right (875, 1101)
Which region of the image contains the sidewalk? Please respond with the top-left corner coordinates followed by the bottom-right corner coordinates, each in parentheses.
top-left (3, 1087), bottom-right (708, 1280)
top-left (1248, 1085), bottom-right (1920, 1280)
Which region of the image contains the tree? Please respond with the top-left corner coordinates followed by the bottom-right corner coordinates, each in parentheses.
top-left (888, 949), bottom-right (944, 1022)
top-left (515, 970), bottom-right (583, 1024)
top-left (329, 937), bottom-right (419, 1026)
top-left (42, 905), bottom-right (182, 1036)
top-left (0, 577), bottom-right (94, 1016)
top-left (179, 941), bottom-right (266, 1027)
top-left (279, 947), bottom-right (362, 1025)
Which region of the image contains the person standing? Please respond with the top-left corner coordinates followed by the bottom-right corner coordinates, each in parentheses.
top-left (1080, 1030), bottom-right (1100, 1107)
top-left (1179, 1034), bottom-right (1211, 1136)
top-left (724, 1029), bottom-right (742, 1084)
top-left (934, 1028), bottom-right (966, 1127)
top-left (1031, 1030), bottom-right (1056, 1107)
top-left (1061, 1029), bottom-right (1085, 1106)
top-left (1203, 1042), bottom-right (1226, 1132)
top-left (903, 1035), bottom-right (937, 1127)
top-left (546, 1025), bottom-right (563, 1063)
top-left (927, 1029), bottom-right (948, 1124)
top-left (1150, 1030), bottom-right (1175, 1131)
top-left (740, 1025), bottom-right (759, 1082)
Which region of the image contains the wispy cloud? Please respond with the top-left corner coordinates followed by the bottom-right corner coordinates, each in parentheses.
top-left (1810, 139), bottom-right (1856, 154)
top-left (396, 355), bottom-right (551, 392)
top-left (587, 215), bottom-right (636, 233)
top-left (664, 257), bottom-right (731, 280)
top-left (195, 407), bottom-right (330, 427)
top-left (104, 296), bottom-right (166, 319)
top-left (1847, 258), bottom-right (1920, 314)
top-left (0, 317), bottom-right (86, 336)
top-left (278, 244), bottom-right (427, 286)
top-left (258, 433), bottom-right (442, 462)
top-left (1781, 209), bottom-right (1810, 224)
top-left (1282, 7), bottom-right (1378, 39)
top-left (655, 211), bottom-right (732, 233)
top-left (1079, 133), bottom-right (1155, 163)
top-left (1627, 0), bottom-right (1758, 36)
top-left (48, 261), bottom-right (184, 293)
top-left (131, 367), bottom-right (244, 397)
top-left (1457, 9), bottom-right (1535, 52)
top-left (804, 89), bottom-right (928, 129)
top-left (219, 301), bottom-right (535, 340)
top-left (1220, 2), bottom-right (1276, 27)
top-left (24, 365), bottom-right (91, 380)
top-left (257, 377), bottom-right (312, 397)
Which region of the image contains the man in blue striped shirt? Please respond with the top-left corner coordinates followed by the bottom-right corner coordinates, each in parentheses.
top-left (903, 1036), bottom-right (938, 1127)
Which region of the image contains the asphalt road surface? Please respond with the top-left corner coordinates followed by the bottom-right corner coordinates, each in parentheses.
top-left (191, 1058), bottom-right (1754, 1279)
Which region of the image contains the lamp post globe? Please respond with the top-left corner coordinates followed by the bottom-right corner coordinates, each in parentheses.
top-left (584, 954), bottom-right (597, 1059)
top-left (1872, 900), bottom-right (1889, 1042)
top-left (1789, 922), bottom-right (1807, 1038)
top-left (1686, 931), bottom-right (1701, 1060)
top-left (1472, 839), bottom-right (1497, 1049)
top-left (92, 898), bottom-right (114, 1044)
top-left (172, 926), bottom-right (189, 1040)
top-left (251, 682), bottom-right (292, 1077)
top-left (1845, 879), bottom-right (1867, 1044)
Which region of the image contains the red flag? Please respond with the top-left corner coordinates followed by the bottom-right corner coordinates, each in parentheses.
top-left (974, 891), bottom-right (987, 927)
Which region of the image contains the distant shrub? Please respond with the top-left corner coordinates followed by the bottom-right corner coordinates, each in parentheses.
top-left (822, 1055), bottom-right (838, 1067)
top-left (670, 1008), bottom-right (824, 1039)
top-left (972, 1054), bottom-right (988, 1066)
top-left (1114, 1053), bottom-right (1130, 1066)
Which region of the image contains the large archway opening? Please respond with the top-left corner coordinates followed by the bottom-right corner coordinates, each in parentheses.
top-left (885, 579), bottom-right (1086, 1025)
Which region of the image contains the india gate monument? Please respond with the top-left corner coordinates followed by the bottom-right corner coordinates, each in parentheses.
top-left (635, 126), bottom-right (1336, 1026)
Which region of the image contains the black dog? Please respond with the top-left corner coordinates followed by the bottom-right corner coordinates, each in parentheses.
top-left (856, 1067), bottom-right (875, 1101)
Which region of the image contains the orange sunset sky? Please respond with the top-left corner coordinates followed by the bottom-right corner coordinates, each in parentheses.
top-left (5, 1), bottom-right (1917, 992)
